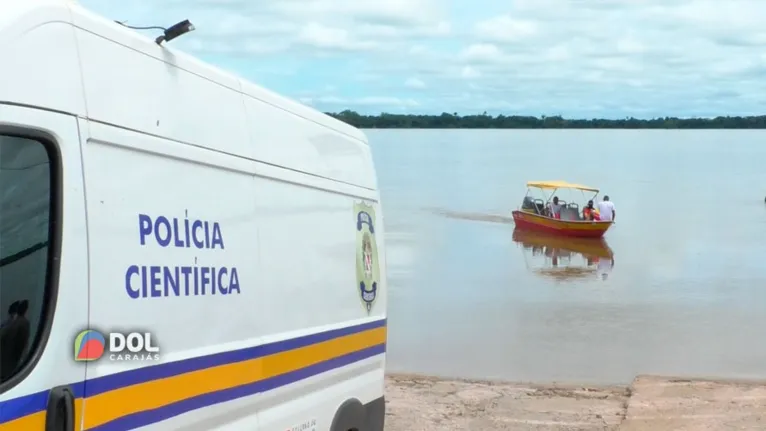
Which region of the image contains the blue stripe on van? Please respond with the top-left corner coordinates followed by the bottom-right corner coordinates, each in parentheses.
top-left (93, 344), bottom-right (385, 431)
top-left (85, 318), bottom-right (386, 397)
top-left (0, 318), bottom-right (386, 426)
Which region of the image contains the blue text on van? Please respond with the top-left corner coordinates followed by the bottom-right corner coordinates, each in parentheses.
top-left (125, 213), bottom-right (241, 299)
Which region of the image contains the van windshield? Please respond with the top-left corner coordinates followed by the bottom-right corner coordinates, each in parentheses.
top-left (0, 134), bottom-right (52, 383)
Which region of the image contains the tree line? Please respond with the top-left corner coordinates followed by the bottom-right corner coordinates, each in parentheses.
top-left (325, 110), bottom-right (766, 129)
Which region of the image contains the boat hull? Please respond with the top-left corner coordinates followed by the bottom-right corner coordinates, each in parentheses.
top-left (511, 210), bottom-right (612, 238)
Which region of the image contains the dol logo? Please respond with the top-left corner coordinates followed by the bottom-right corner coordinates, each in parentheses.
top-left (74, 329), bottom-right (160, 362)
top-left (354, 202), bottom-right (380, 313)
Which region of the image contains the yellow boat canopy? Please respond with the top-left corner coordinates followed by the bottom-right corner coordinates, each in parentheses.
top-left (526, 180), bottom-right (599, 193)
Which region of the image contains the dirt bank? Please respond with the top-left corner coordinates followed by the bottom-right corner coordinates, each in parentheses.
top-left (385, 374), bottom-right (630, 430)
top-left (385, 374), bottom-right (766, 430)
top-left (620, 375), bottom-right (766, 430)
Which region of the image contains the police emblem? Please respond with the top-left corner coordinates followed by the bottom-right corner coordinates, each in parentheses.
top-left (354, 201), bottom-right (379, 312)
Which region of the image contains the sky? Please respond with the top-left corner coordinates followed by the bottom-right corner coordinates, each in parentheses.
top-left (78, 0), bottom-right (766, 119)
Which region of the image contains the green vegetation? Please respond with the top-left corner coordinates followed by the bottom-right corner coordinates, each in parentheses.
top-left (326, 110), bottom-right (766, 129)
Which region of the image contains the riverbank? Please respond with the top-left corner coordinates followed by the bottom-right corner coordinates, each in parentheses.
top-left (385, 374), bottom-right (766, 430)
top-left (327, 110), bottom-right (766, 129)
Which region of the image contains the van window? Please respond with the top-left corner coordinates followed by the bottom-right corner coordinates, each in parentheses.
top-left (0, 134), bottom-right (53, 384)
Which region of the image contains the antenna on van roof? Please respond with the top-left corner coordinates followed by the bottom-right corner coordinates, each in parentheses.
top-left (114, 19), bottom-right (196, 45)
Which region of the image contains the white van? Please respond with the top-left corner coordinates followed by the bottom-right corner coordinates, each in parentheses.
top-left (0, 1), bottom-right (387, 430)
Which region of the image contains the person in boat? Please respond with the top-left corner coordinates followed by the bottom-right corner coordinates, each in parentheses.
top-left (583, 200), bottom-right (600, 221)
top-left (548, 196), bottom-right (563, 219)
top-left (597, 195), bottom-right (615, 221)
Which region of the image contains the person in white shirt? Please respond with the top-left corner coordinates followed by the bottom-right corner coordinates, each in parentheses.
top-left (596, 195), bottom-right (615, 221)
top-left (548, 196), bottom-right (563, 219)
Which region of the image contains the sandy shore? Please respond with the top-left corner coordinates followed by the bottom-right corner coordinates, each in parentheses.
top-left (385, 374), bottom-right (766, 430)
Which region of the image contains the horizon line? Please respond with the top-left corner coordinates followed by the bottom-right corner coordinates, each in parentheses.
top-left (323, 111), bottom-right (766, 121)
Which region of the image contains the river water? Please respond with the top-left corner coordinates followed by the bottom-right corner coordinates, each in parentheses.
top-left (371, 129), bottom-right (766, 385)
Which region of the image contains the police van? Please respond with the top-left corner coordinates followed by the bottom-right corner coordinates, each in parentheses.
top-left (0, 0), bottom-right (387, 429)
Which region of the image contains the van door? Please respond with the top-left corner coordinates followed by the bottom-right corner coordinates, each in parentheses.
top-left (76, 120), bottom-right (262, 430)
top-left (0, 105), bottom-right (89, 430)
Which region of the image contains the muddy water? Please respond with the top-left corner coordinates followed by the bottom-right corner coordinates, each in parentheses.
top-left (371, 129), bottom-right (766, 385)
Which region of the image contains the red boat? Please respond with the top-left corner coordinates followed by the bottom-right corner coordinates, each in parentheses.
top-left (511, 180), bottom-right (613, 238)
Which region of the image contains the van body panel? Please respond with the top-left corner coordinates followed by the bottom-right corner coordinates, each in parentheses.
top-left (0, 3), bottom-right (86, 115)
top-left (237, 81), bottom-right (366, 144)
top-left (0, 1), bottom-right (386, 430)
top-left (0, 105), bottom-right (89, 428)
top-left (69, 2), bottom-right (372, 187)
top-left (77, 121), bottom-right (262, 427)
top-left (72, 27), bottom-right (252, 159)
top-left (241, 83), bottom-right (376, 190)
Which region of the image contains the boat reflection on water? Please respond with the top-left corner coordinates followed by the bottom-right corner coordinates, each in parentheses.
top-left (512, 228), bottom-right (615, 281)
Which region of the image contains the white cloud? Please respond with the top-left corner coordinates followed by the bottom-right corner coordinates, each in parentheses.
top-left (303, 95), bottom-right (420, 111)
top-left (461, 66), bottom-right (481, 79)
top-left (404, 77), bottom-right (426, 89)
top-left (615, 36), bottom-right (646, 55)
top-left (271, 0), bottom-right (444, 27)
top-left (474, 15), bottom-right (538, 43)
top-left (459, 44), bottom-right (504, 64)
top-left (355, 73), bottom-right (383, 82)
top-left (296, 23), bottom-right (379, 51)
top-left (78, 0), bottom-right (766, 117)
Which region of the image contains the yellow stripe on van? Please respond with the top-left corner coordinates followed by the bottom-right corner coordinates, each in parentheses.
top-left (0, 320), bottom-right (387, 431)
top-left (84, 327), bottom-right (385, 428)
top-left (0, 398), bottom-right (83, 431)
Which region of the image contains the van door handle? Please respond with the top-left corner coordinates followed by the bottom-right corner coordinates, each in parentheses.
top-left (45, 385), bottom-right (75, 431)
